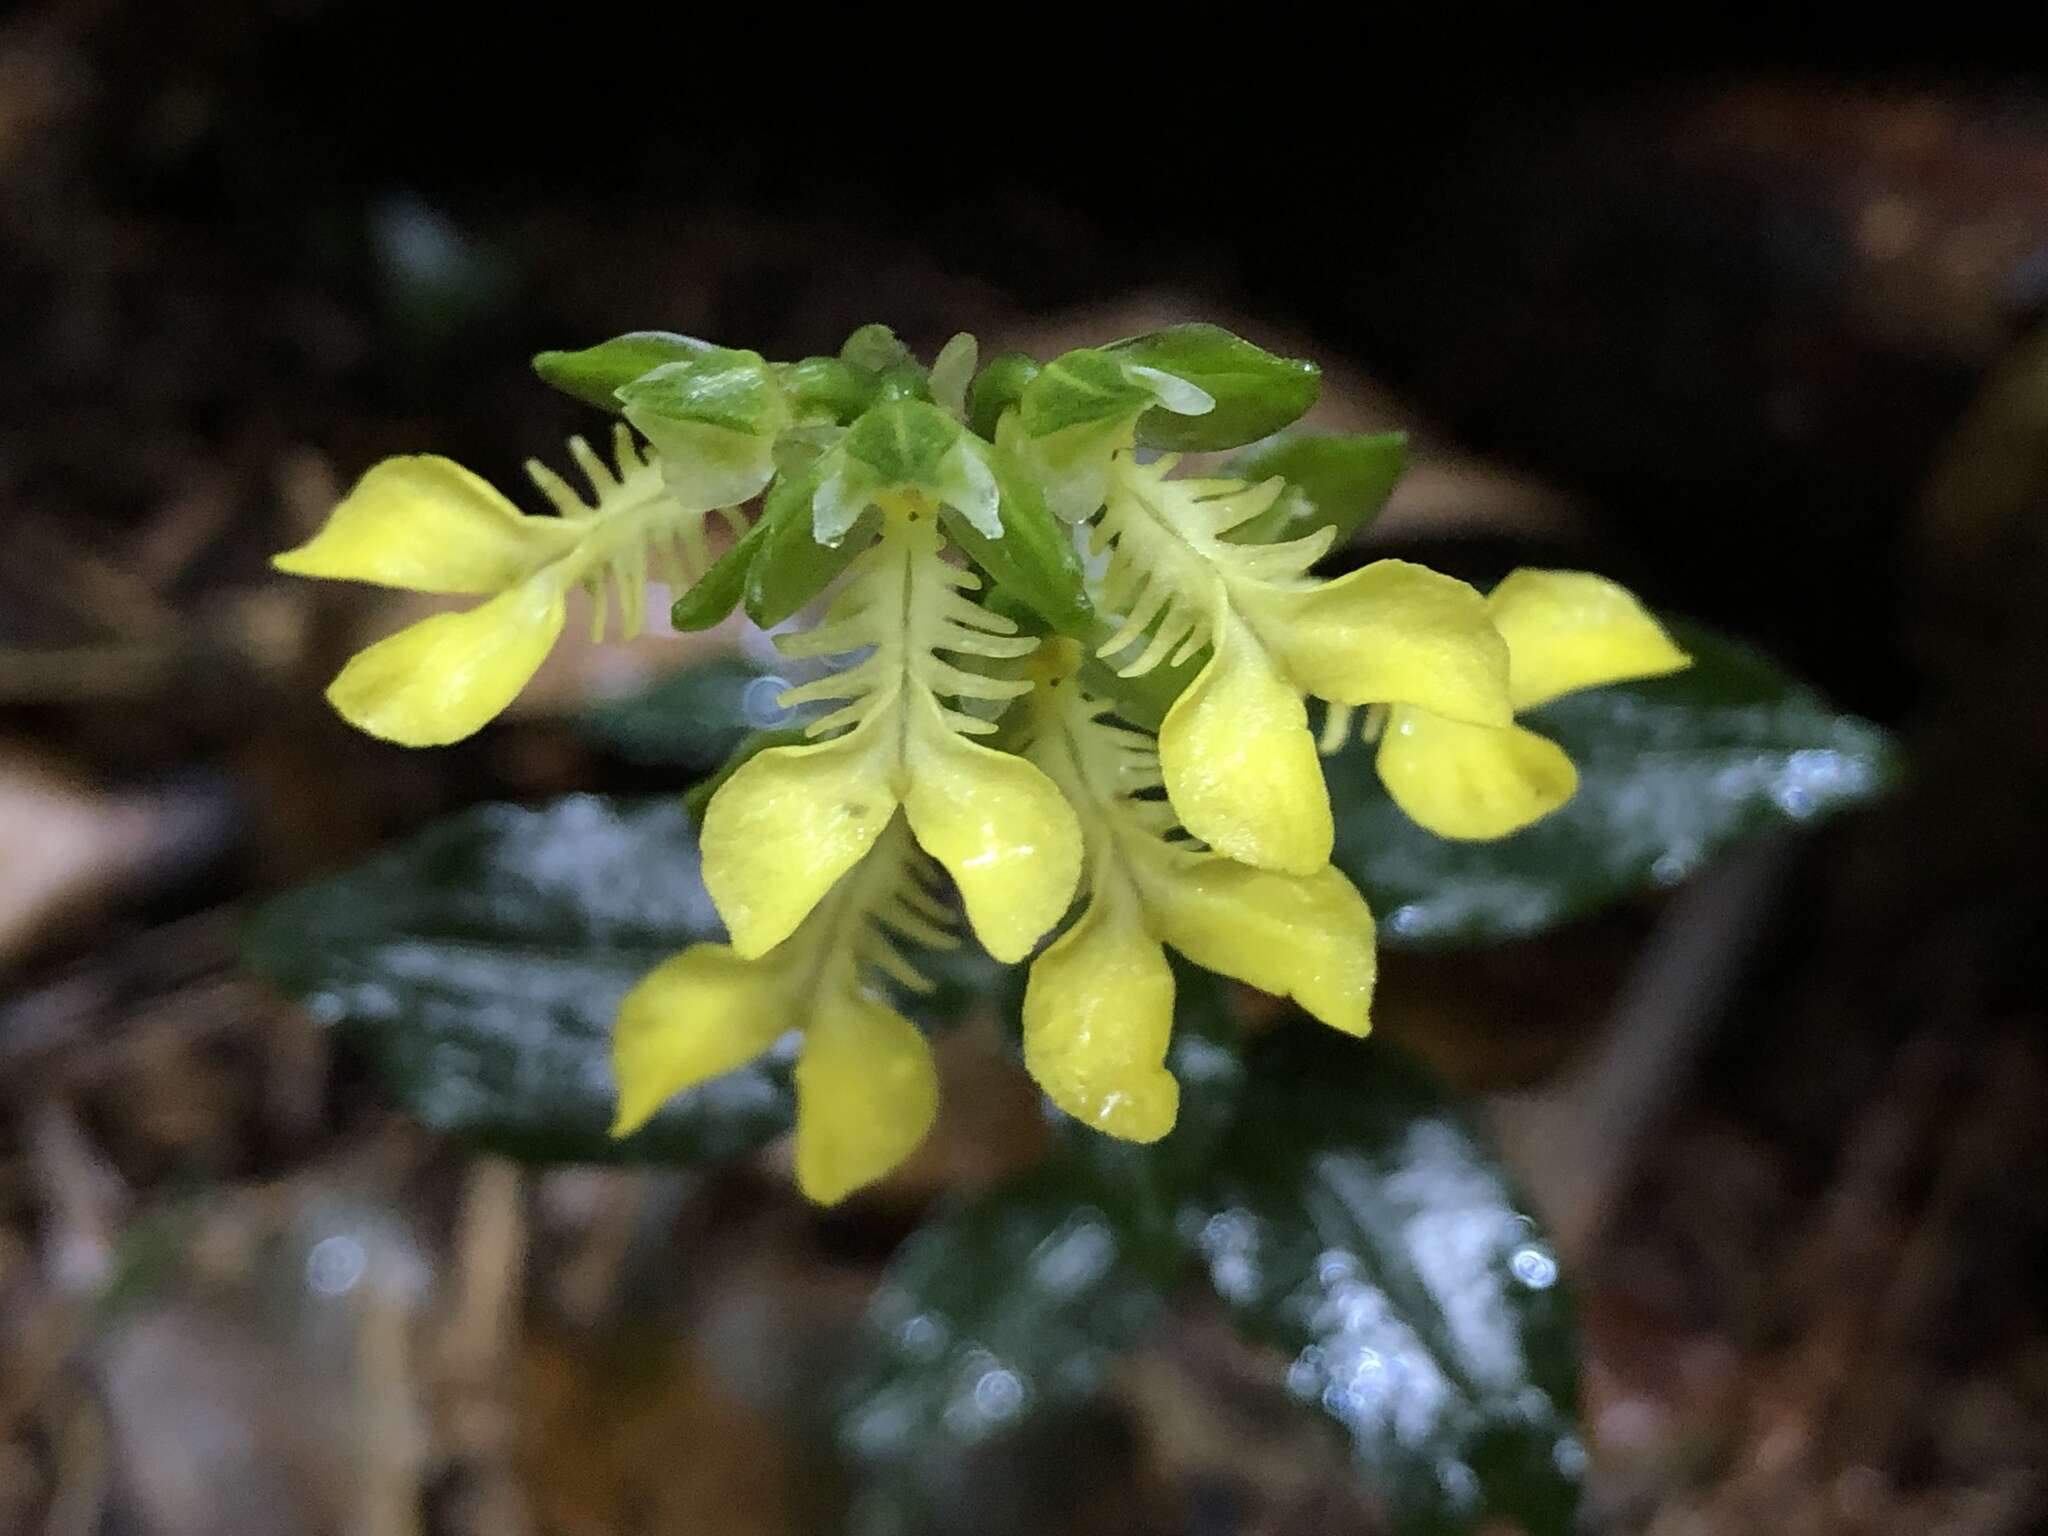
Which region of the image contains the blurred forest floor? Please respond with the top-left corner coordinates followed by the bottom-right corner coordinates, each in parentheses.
top-left (3, 5), bottom-right (2048, 1534)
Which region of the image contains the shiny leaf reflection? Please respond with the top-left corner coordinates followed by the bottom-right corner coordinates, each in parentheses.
top-left (831, 970), bottom-right (1242, 1533)
top-left (1330, 620), bottom-right (1901, 948)
top-left (242, 795), bottom-right (794, 1163)
top-left (1192, 1029), bottom-right (1580, 1536)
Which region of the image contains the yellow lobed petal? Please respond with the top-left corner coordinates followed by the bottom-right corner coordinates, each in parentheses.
top-left (1375, 705), bottom-right (1578, 840)
top-left (273, 456), bottom-right (580, 594)
top-left (1487, 568), bottom-right (1691, 712)
top-left (1264, 558), bottom-right (1513, 726)
top-left (699, 713), bottom-right (898, 959)
top-left (325, 580), bottom-right (566, 746)
top-left (609, 943), bottom-right (792, 1137)
top-left (793, 992), bottom-right (940, 1205)
top-left (1154, 858), bottom-right (1376, 1037)
top-left (1021, 886), bottom-right (1179, 1143)
top-left (900, 691), bottom-right (1082, 964)
top-left (1156, 611), bottom-right (1332, 875)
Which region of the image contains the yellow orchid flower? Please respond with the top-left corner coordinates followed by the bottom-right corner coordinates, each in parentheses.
top-left (1092, 452), bottom-right (1512, 874)
top-left (611, 816), bottom-right (949, 1204)
top-left (698, 493), bottom-right (1083, 965)
top-left (274, 426), bottom-right (736, 746)
top-left (1018, 641), bottom-right (1376, 1142)
top-left (1325, 568), bottom-right (1692, 840)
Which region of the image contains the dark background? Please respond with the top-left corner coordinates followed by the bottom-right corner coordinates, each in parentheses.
top-left (3, 5), bottom-right (2047, 1534)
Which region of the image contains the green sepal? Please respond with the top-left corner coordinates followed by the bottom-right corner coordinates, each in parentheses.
top-left (873, 361), bottom-right (936, 404)
top-left (1108, 323), bottom-right (1320, 451)
top-left (745, 465), bottom-right (880, 628)
top-left (1011, 348), bottom-right (1213, 522)
top-left (670, 513), bottom-right (770, 632)
top-left (617, 348), bottom-right (791, 513)
top-left (531, 331), bottom-right (721, 412)
top-left (938, 442), bottom-right (1093, 637)
top-left (839, 322), bottom-right (915, 374)
top-left (844, 398), bottom-right (963, 484)
top-left (815, 400), bottom-right (1000, 543)
top-left (968, 351), bottom-right (1041, 439)
top-left (776, 355), bottom-right (877, 425)
top-left (1018, 347), bottom-right (1157, 438)
top-left (1224, 431), bottom-right (1409, 544)
top-left (928, 332), bottom-right (979, 420)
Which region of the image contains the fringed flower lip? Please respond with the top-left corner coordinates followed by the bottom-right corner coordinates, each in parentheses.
top-left (1092, 452), bottom-right (1513, 875)
top-left (274, 427), bottom-right (736, 747)
top-left (610, 815), bottom-right (949, 1205)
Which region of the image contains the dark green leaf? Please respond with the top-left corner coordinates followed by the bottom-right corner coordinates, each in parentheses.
top-left (832, 969), bottom-right (1245, 1532)
top-left (1328, 622), bottom-right (1904, 947)
top-left (968, 351), bottom-right (1041, 439)
top-left (1109, 324), bottom-right (1321, 451)
top-left (832, 1161), bottom-right (1176, 1534)
top-left (745, 465), bottom-right (878, 628)
top-left (532, 331), bottom-right (722, 411)
top-left (576, 654), bottom-right (796, 769)
top-left (1194, 1028), bottom-right (1581, 1536)
top-left (241, 797), bottom-right (792, 1165)
top-left (1225, 431), bottom-right (1410, 544)
top-left (938, 444), bottom-right (1093, 637)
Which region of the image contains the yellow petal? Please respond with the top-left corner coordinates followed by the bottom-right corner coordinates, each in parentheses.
top-left (1157, 613), bottom-right (1331, 875)
top-left (610, 944), bottom-right (791, 1137)
top-left (1487, 568), bottom-right (1691, 711)
top-left (1021, 887), bottom-right (1179, 1142)
top-left (700, 714), bottom-right (898, 959)
top-left (793, 993), bottom-right (939, 1205)
top-left (274, 456), bottom-right (580, 594)
top-left (1155, 859), bottom-right (1376, 1036)
top-left (901, 692), bottom-right (1082, 964)
top-left (1266, 558), bottom-right (1513, 726)
top-left (1375, 705), bottom-right (1578, 840)
top-left (326, 580), bottom-right (566, 746)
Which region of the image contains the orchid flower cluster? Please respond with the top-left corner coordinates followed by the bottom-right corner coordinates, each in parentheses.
top-left (274, 323), bottom-right (1689, 1202)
